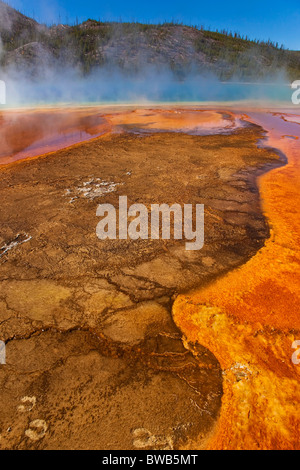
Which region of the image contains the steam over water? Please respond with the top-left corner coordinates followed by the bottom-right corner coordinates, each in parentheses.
top-left (1, 67), bottom-right (294, 107)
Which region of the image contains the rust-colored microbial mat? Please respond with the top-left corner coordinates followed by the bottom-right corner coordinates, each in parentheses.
top-left (0, 108), bottom-right (111, 165)
top-left (106, 108), bottom-right (239, 133)
top-left (0, 105), bottom-right (299, 449)
top-left (0, 107), bottom-right (240, 165)
top-left (174, 111), bottom-right (300, 450)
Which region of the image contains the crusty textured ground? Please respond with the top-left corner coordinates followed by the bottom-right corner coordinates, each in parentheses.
top-left (174, 113), bottom-right (300, 450)
top-left (0, 120), bottom-right (281, 449)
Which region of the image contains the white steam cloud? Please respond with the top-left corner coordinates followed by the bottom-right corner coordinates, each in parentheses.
top-left (0, 1), bottom-right (294, 108)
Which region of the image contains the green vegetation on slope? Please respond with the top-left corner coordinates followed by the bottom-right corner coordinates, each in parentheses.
top-left (0, 1), bottom-right (300, 80)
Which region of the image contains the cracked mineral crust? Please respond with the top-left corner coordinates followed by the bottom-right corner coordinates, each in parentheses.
top-left (0, 110), bottom-right (282, 449)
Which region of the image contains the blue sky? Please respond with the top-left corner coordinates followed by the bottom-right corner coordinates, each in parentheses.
top-left (7, 0), bottom-right (300, 50)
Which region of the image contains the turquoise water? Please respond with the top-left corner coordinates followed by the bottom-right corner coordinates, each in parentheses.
top-left (2, 75), bottom-right (296, 107)
top-left (42, 82), bottom-right (293, 103)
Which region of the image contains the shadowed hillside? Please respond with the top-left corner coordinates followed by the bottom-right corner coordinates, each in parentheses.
top-left (0, 1), bottom-right (300, 80)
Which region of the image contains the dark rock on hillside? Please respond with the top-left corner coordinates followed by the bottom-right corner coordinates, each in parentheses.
top-left (0, 1), bottom-right (300, 79)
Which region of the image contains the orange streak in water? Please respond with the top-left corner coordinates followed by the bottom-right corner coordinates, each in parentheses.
top-left (0, 108), bottom-right (111, 165)
top-left (0, 107), bottom-right (237, 166)
top-left (1, 105), bottom-right (299, 448)
top-left (174, 112), bottom-right (300, 450)
top-left (107, 108), bottom-right (231, 130)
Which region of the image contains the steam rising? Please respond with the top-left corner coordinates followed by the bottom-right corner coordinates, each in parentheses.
top-left (1, 63), bottom-right (293, 107)
top-left (0, 1), bottom-right (294, 107)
